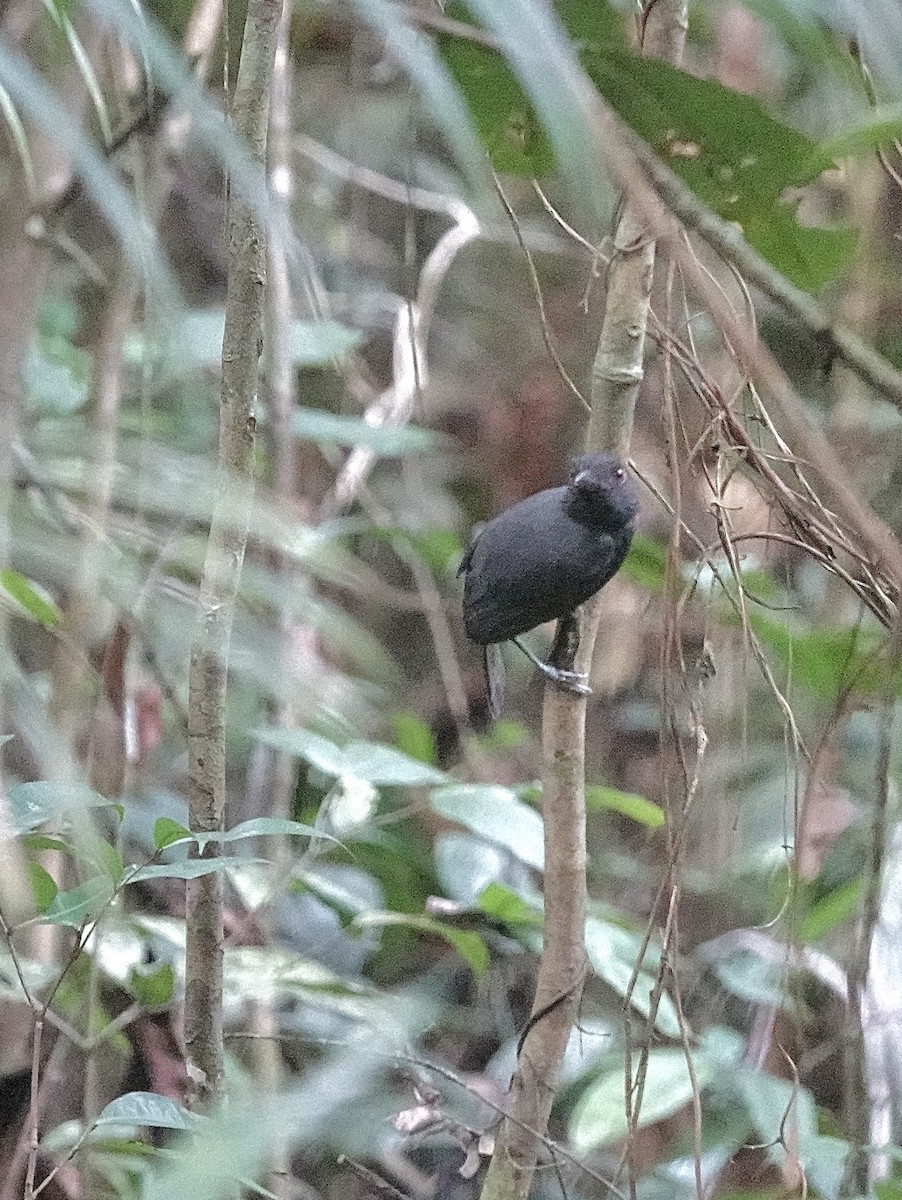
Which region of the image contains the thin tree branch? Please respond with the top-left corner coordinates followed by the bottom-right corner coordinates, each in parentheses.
top-left (184, 0), bottom-right (282, 1111)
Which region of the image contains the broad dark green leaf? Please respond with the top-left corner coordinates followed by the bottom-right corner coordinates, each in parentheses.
top-left (441, 0), bottom-right (854, 291)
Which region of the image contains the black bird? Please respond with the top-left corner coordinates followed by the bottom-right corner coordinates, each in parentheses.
top-left (459, 452), bottom-right (639, 718)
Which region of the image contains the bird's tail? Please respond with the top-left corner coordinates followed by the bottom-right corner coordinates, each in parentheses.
top-left (484, 644), bottom-right (505, 720)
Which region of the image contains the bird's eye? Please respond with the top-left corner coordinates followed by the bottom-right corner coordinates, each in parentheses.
top-left (615, 467), bottom-right (625, 480)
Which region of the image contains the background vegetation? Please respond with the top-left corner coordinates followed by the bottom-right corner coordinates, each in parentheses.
top-left (2, 0), bottom-right (902, 1197)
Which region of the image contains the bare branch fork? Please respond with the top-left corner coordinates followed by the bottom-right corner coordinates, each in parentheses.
top-left (184, 0), bottom-right (283, 1110)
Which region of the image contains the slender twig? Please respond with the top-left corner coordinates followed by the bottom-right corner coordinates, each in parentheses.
top-left (184, 0), bottom-right (282, 1110)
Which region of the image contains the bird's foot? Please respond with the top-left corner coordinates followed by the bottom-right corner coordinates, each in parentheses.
top-left (535, 661), bottom-right (592, 697)
top-left (511, 636), bottom-right (592, 698)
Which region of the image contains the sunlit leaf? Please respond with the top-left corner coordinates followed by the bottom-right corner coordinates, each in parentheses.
top-left (570, 1039), bottom-right (725, 1148)
top-left (254, 727), bottom-right (446, 786)
top-left (584, 916), bottom-right (679, 1037)
top-left (430, 784), bottom-right (544, 869)
top-left (477, 881), bottom-right (543, 926)
top-left (127, 860), bottom-right (263, 882)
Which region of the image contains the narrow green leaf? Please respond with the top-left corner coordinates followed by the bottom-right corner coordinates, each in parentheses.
top-left (798, 878), bottom-right (863, 943)
top-left (0, 569), bottom-right (60, 628)
top-left (585, 786), bottom-right (665, 828)
top-left (127, 860), bottom-right (258, 883)
top-left (195, 818), bottom-right (338, 853)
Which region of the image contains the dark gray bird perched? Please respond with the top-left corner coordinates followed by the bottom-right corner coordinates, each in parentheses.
top-left (459, 452), bottom-right (639, 718)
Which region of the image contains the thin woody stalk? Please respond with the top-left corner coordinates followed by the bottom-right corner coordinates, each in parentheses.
top-left (184, 0), bottom-right (282, 1110)
top-left (479, 4), bottom-right (687, 1199)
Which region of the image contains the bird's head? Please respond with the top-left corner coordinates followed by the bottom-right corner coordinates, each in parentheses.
top-left (566, 452), bottom-right (639, 526)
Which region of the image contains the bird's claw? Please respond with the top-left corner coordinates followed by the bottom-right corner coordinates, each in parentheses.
top-left (536, 662), bottom-right (592, 697)
top-left (553, 671), bottom-right (591, 698)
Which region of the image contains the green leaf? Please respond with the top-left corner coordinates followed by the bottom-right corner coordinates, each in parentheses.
top-left (94, 1092), bottom-right (201, 1131)
top-left (197, 817), bottom-right (335, 852)
top-left (571, 1045), bottom-right (719, 1149)
top-left (127, 962), bottom-right (175, 1009)
top-left (743, 611), bottom-right (885, 700)
top-left (126, 860), bottom-right (256, 883)
top-left (153, 818), bottom-right (192, 851)
top-left (477, 882), bottom-right (543, 927)
top-left (28, 862), bottom-right (58, 912)
top-left (339, 742), bottom-right (446, 786)
top-left (42, 876), bottom-right (114, 926)
top-left (253, 727), bottom-right (446, 786)
top-left (430, 784), bottom-right (544, 870)
top-left (8, 782), bottom-right (118, 835)
top-left (288, 320), bottom-right (363, 365)
top-left (392, 713), bottom-right (439, 767)
top-left (133, 312), bottom-right (361, 377)
top-left (818, 103), bottom-right (902, 165)
top-left (584, 916), bottom-right (679, 1037)
top-left (355, 912), bottom-right (489, 976)
top-left (441, 1), bottom-right (854, 291)
top-left (798, 878), bottom-right (863, 943)
top-left (622, 533), bottom-right (668, 593)
top-left (0, 569), bottom-right (60, 628)
top-left (293, 409), bottom-right (440, 455)
top-left (585, 786), bottom-right (665, 828)
top-left (21, 834), bottom-right (75, 855)
top-left (84, 835), bottom-right (124, 884)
